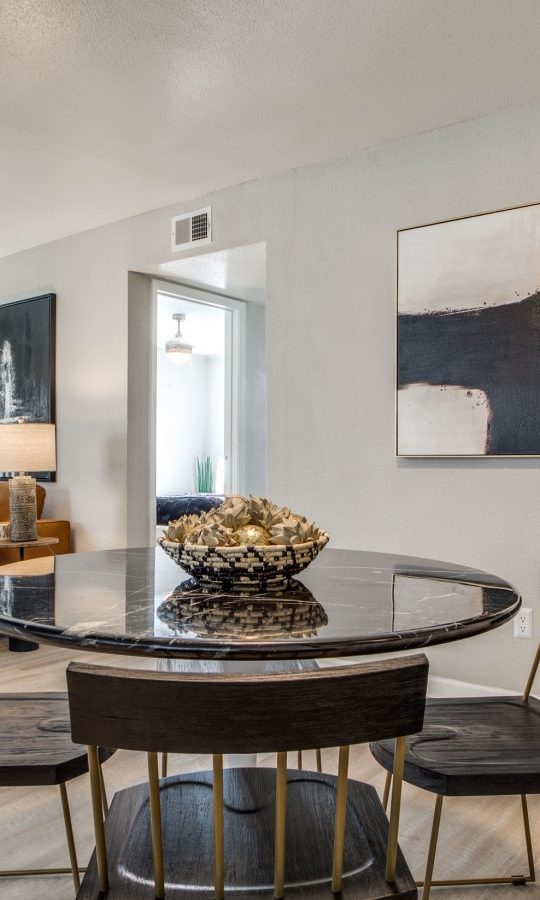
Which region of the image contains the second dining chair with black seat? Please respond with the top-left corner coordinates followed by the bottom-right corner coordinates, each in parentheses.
top-left (0, 691), bottom-right (114, 895)
top-left (67, 654), bottom-right (428, 900)
top-left (370, 642), bottom-right (540, 899)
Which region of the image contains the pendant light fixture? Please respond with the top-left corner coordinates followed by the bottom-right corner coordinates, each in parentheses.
top-left (166, 313), bottom-right (192, 364)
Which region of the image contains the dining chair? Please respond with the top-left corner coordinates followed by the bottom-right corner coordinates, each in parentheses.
top-left (0, 691), bottom-right (113, 895)
top-left (67, 653), bottom-right (428, 899)
top-left (156, 657), bottom-right (323, 777)
top-left (370, 642), bottom-right (540, 899)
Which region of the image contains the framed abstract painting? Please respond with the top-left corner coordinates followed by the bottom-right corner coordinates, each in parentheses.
top-left (397, 202), bottom-right (540, 456)
top-left (0, 293), bottom-right (56, 480)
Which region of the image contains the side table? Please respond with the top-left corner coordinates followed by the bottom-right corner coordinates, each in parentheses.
top-left (0, 537), bottom-right (59, 652)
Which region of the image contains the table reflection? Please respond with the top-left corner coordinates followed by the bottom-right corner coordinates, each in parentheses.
top-left (158, 579), bottom-right (328, 641)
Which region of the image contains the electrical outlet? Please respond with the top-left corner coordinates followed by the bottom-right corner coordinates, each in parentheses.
top-left (514, 607), bottom-right (533, 639)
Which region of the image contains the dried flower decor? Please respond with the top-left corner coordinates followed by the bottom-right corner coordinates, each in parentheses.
top-left (158, 495), bottom-right (329, 590)
top-left (162, 495), bottom-right (325, 547)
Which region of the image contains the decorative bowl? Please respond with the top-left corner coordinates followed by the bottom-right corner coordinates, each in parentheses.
top-left (157, 531), bottom-right (329, 591)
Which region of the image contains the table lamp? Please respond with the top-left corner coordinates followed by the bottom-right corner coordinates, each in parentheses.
top-left (0, 421), bottom-right (56, 541)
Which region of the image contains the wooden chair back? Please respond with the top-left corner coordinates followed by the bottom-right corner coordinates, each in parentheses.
top-left (68, 655), bottom-right (428, 900)
top-left (67, 654), bottom-right (428, 755)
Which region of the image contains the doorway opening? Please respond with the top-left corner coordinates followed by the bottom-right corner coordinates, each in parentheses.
top-left (127, 242), bottom-right (266, 547)
top-left (155, 284), bottom-right (243, 499)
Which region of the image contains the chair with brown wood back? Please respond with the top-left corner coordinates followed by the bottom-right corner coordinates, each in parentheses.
top-left (370, 643), bottom-right (540, 899)
top-left (67, 654), bottom-right (428, 900)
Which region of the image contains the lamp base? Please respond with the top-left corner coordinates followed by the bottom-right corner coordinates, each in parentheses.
top-left (9, 475), bottom-right (38, 542)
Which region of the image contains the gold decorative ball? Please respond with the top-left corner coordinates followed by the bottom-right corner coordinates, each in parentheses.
top-left (233, 524), bottom-right (271, 546)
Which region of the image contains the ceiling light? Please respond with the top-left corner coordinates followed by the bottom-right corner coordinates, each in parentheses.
top-left (166, 313), bottom-right (192, 364)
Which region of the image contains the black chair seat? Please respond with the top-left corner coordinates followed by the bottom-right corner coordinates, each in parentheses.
top-left (0, 692), bottom-right (114, 787)
top-left (77, 768), bottom-right (419, 899)
top-left (370, 695), bottom-right (540, 797)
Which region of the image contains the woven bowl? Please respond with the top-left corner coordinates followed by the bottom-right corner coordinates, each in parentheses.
top-left (157, 532), bottom-right (329, 591)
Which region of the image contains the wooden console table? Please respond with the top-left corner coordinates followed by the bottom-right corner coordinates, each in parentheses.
top-left (0, 536), bottom-right (59, 561)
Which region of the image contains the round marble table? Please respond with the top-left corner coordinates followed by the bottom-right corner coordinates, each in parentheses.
top-left (0, 546), bottom-right (522, 898)
top-left (0, 545), bottom-right (521, 659)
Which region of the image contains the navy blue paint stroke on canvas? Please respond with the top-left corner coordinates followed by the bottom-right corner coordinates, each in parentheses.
top-left (398, 291), bottom-right (540, 455)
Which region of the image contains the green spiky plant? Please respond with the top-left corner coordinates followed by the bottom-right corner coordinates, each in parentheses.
top-left (196, 455), bottom-right (214, 493)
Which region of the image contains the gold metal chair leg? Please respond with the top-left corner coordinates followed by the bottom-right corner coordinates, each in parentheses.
top-left (274, 751), bottom-right (287, 899)
top-left (1, 779), bottom-right (86, 886)
top-left (416, 794), bottom-right (536, 889)
top-left (316, 749), bottom-right (322, 773)
top-left (147, 751), bottom-right (165, 899)
top-left (421, 794), bottom-right (443, 900)
top-left (382, 771), bottom-right (392, 813)
top-left (523, 642), bottom-right (540, 701)
top-left (297, 750), bottom-right (302, 770)
top-left (522, 794), bottom-right (535, 882)
top-left (98, 762), bottom-right (109, 816)
top-left (331, 745), bottom-right (350, 893)
top-left (213, 754), bottom-right (225, 900)
top-left (385, 735), bottom-right (406, 883)
top-left (162, 752), bottom-right (168, 778)
top-left (88, 744), bottom-right (109, 896)
top-left (0, 866), bottom-right (86, 877)
top-left (59, 782), bottom-right (81, 893)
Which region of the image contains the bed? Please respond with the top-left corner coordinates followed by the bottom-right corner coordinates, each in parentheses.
top-left (156, 494), bottom-right (224, 525)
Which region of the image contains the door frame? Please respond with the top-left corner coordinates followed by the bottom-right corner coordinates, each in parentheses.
top-left (151, 279), bottom-right (246, 533)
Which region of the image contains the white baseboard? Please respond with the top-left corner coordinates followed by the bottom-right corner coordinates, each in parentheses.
top-left (316, 657), bottom-right (522, 697)
top-left (427, 675), bottom-right (515, 698)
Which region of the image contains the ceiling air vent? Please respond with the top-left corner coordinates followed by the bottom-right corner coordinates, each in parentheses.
top-left (171, 207), bottom-right (212, 252)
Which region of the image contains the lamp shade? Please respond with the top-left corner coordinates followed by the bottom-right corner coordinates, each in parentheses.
top-left (0, 423), bottom-right (56, 473)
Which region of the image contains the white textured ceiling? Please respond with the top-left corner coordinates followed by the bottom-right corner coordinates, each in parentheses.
top-left (3, 0), bottom-right (540, 257)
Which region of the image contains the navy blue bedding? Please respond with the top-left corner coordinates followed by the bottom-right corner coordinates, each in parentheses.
top-left (156, 494), bottom-right (223, 525)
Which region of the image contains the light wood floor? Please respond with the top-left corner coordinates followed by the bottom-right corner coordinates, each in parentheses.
top-left (0, 637), bottom-right (538, 900)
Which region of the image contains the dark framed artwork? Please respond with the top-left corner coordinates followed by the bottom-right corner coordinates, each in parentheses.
top-left (0, 293), bottom-right (56, 480)
top-left (397, 202), bottom-right (540, 456)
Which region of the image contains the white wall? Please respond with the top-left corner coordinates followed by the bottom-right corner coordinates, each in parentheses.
top-left (155, 294), bottom-right (226, 496)
top-left (2, 100), bottom-right (540, 688)
top-left (156, 353), bottom-right (208, 495)
top-left (206, 355), bottom-right (225, 492)
top-left (245, 302), bottom-right (266, 495)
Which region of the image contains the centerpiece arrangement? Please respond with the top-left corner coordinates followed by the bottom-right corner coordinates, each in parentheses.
top-left (158, 495), bottom-right (329, 590)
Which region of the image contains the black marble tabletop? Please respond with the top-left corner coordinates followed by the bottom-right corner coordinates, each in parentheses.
top-left (0, 546), bottom-right (520, 660)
